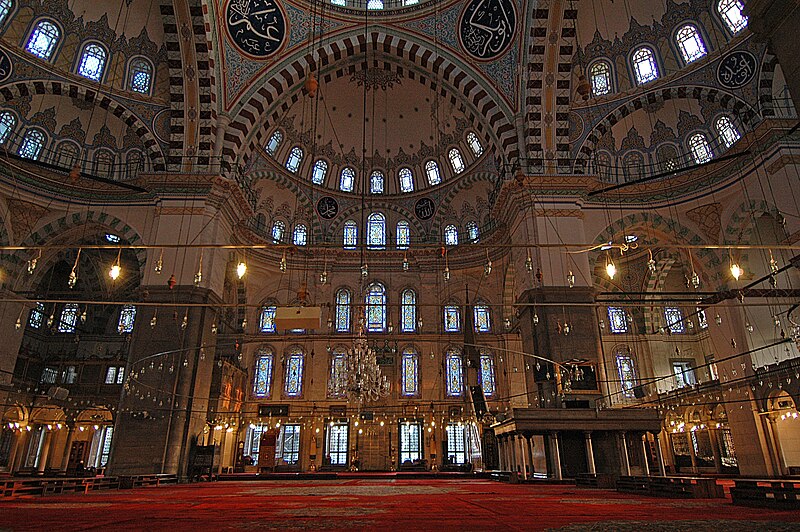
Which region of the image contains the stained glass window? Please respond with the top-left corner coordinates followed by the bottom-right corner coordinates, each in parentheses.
top-left (331, 0), bottom-right (345, 5)
top-left (339, 167), bottom-right (355, 192)
top-left (129, 57), bottom-right (153, 94)
top-left (399, 168), bottom-right (414, 193)
top-left (665, 307), bottom-right (685, 333)
top-left (26, 20), bottom-right (60, 60)
top-left (657, 144), bottom-right (679, 173)
top-left (444, 304), bottom-right (461, 332)
top-left (58, 303), bottom-right (79, 333)
top-left (396, 220), bottom-right (410, 250)
top-left (632, 46), bottom-right (659, 85)
top-left (715, 116), bottom-right (740, 148)
top-left (697, 307), bottom-right (708, 329)
top-left (444, 224), bottom-right (458, 246)
top-left (117, 305), bottom-right (136, 333)
top-left (271, 220), bottom-right (285, 243)
top-left (466, 221), bottom-right (480, 243)
top-left (370, 170), bottom-right (384, 194)
top-left (445, 348), bottom-right (463, 396)
top-left (449, 148), bottom-right (465, 173)
top-left (259, 305), bottom-right (277, 333)
top-left (590, 60), bottom-right (612, 96)
top-left (93, 150), bottom-right (115, 178)
top-left (425, 160), bottom-right (441, 185)
top-left (474, 303), bottom-right (491, 333)
top-left (28, 302), bottom-right (44, 329)
top-left (343, 220), bottom-right (357, 249)
top-left (77, 43), bottom-right (107, 82)
top-left (688, 133), bottom-right (712, 164)
top-left (446, 424), bottom-right (466, 464)
top-left (615, 353), bottom-right (636, 398)
top-left (467, 132), bottom-right (483, 156)
top-left (479, 351), bottom-right (496, 397)
top-left (0, 0), bottom-right (11, 26)
top-left (285, 146), bottom-right (303, 173)
top-left (365, 282), bottom-right (386, 332)
top-left (0, 111), bottom-right (15, 144)
top-left (718, 0), bottom-right (748, 34)
top-left (284, 348), bottom-right (304, 397)
top-left (253, 350), bottom-right (274, 397)
top-left (335, 288), bottom-right (351, 332)
top-left (265, 131), bottom-right (282, 155)
top-left (328, 349), bottom-right (347, 397)
top-left (401, 348), bottom-right (419, 396)
top-left (311, 159), bottom-right (327, 184)
top-left (327, 423), bottom-right (348, 466)
top-left (367, 0), bottom-right (384, 9)
top-left (399, 422), bottom-right (422, 462)
top-left (675, 24), bottom-right (707, 64)
top-left (608, 306), bottom-right (628, 333)
top-left (401, 289), bottom-right (416, 333)
top-left (367, 212), bottom-right (386, 249)
top-left (18, 129), bottom-right (45, 160)
top-left (293, 224), bottom-right (307, 246)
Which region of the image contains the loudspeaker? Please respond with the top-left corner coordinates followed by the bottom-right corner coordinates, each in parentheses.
top-left (275, 306), bottom-right (321, 330)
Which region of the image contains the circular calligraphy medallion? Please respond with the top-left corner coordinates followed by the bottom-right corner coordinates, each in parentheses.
top-left (226, 0), bottom-right (287, 58)
top-left (414, 198), bottom-right (435, 220)
top-left (317, 196), bottom-right (339, 219)
top-left (716, 51), bottom-right (757, 89)
top-left (458, 0), bottom-right (517, 61)
top-left (0, 49), bottom-right (12, 84)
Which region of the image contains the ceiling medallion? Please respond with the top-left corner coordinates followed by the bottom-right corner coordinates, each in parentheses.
top-left (716, 50), bottom-right (757, 89)
top-left (459, 0), bottom-right (517, 61)
top-left (226, 0), bottom-right (287, 58)
top-left (414, 198), bottom-right (435, 220)
top-left (317, 196), bottom-right (339, 219)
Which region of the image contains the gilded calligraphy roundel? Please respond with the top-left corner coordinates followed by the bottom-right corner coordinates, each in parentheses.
top-left (716, 51), bottom-right (757, 90)
top-left (0, 49), bottom-right (12, 84)
top-left (226, 0), bottom-right (287, 58)
top-left (458, 0), bottom-right (517, 61)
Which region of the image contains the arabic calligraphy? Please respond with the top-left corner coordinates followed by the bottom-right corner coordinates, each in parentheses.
top-left (414, 198), bottom-right (435, 220)
top-left (0, 50), bottom-right (11, 83)
top-left (317, 197), bottom-right (339, 220)
top-left (226, 0), bottom-right (286, 58)
top-left (459, 0), bottom-right (516, 60)
top-left (716, 51), bottom-right (756, 89)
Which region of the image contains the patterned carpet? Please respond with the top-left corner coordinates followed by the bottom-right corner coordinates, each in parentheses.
top-left (1, 478), bottom-right (798, 531)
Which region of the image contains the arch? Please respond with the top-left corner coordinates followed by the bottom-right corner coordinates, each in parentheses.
top-left (75, 41), bottom-right (109, 82)
top-left (673, 23), bottom-right (708, 65)
top-left (588, 59), bottom-right (614, 97)
top-left (630, 45), bottom-right (660, 85)
top-left (127, 56), bottom-right (155, 95)
top-left (24, 18), bottom-right (61, 61)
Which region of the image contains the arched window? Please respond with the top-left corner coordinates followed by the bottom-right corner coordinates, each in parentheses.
top-left (328, 347), bottom-right (347, 397)
top-left (365, 282), bottom-right (386, 332)
top-left (93, 149), bottom-right (115, 179)
top-left (717, 0), bottom-right (748, 34)
top-left (285, 146), bottom-right (303, 173)
top-left (622, 152), bottom-right (644, 181)
top-left (128, 57), bottom-right (153, 94)
top-left (124, 150), bottom-right (143, 179)
top-left (26, 20), bottom-right (60, 60)
top-left (58, 303), bottom-right (79, 333)
top-left (466, 132), bottom-right (483, 156)
top-left (479, 349), bottom-right (496, 397)
top-left (77, 43), bottom-right (108, 82)
top-left (117, 305), bottom-right (136, 333)
top-left (444, 304), bottom-right (461, 332)
top-left (448, 148), bottom-right (465, 173)
top-left (311, 159), bottom-right (327, 184)
top-left (335, 288), bottom-right (351, 332)
top-left (0, 0), bottom-right (12, 27)
top-left (398, 168), bottom-right (414, 193)
top-left (445, 347), bottom-right (463, 396)
top-left (715, 116), bottom-right (741, 148)
top-left (271, 220), bottom-right (286, 243)
top-left (665, 307), bottom-right (685, 333)
top-left (589, 60), bottom-right (613, 96)
top-left (265, 130), bottom-right (282, 156)
top-left (401, 288), bottom-right (416, 333)
top-left (343, 220), bottom-right (357, 249)
top-left (656, 144), bottom-right (679, 173)
top-left (367, 212), bottom-right (386, 249)
top-left (631, 46), bottom-right (659, 85)
top-left (293, 224), bottom-right (307, 246)
top-left (0, 111), bottom-right (15, 144)
top-left (253, 349), bottom-right (274, 397)
top-left (675, 24), bottom-right (707, 64)
top-left (608, 307), bottom-right (628, 333)
top-left (367, 0), bottom-right (384, 9)
top-left (466, 221), bottom-right (479, 243)
top-left (18, 129), bottom-right (45, 160)
top-left (615, 349), bottom-right (637, 398)
top-left (396, 220), bottom-right (410, 250)
top-left (53, 141), bottom-right (79, 170)
top-left (425, 160), bottom-right (441, 185)
top-left (259, 305), bottom-right (277, 333)
top-left (339, 167), bottom-right (355, 192)
top-left (28, 302), bottom-right (44, 329)
top-left (474, 303), bottom-right (491, 333)
top-left (370, 170), bottom-right (384, 194)
top-left (284, 347), bottom-right (305, 397)
top-left (444, 224), bottom-right (458, 246)
top-left (401, 347), bottom-right (419, 396)
top-left (688, 133), bottom-right (712, 164)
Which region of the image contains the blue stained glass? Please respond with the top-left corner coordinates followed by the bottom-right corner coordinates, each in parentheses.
top-left (444, 305), bottom-right (460, 332)
top-left (28, 302), bottom-right (44, 329)
top-left (58, 303), bottom-right (79, 333)
top-left (328, 350), bottom-right (347, 397)
top-left (401, 289), bottom-right (416, 333)
top-left (467, 132), bottom-right (483, 156)
top-left (449, 148), bottom-right (465, 173)
top-left (425, 160), bottom-right (441, 185)
top-left (675, 24), bottom-right (706, 64)
top-left (260, 305), bottom-right (276, 333)
top-left (18, 129), bottom-right (45, 160)
top-left (474, 304), bottom-right (491, 333)
top-left (370, 171), bottom-right (384, 194)
top-left (265, 131), bottom-right (282, 155)
top-left (367, 212), bottom-right (386, 249)
top-left (340, 167), bottom-right (355, 192)
top-left (399, 168), bottom-right (414, 193)
top-left (0, 111), bottom-right (16, 144)
top-left (396, 220), bottom-right (410, 250)
top-left (444, 225), bottom-right (458, 246)
top-left (272, 220), bottom-right (285, 243)
top-left (0, 0), bottom-right (11, 27)
top-left (312, 159), bottom-right (328, 184)
top-left (665, 307), bottom-right (685, 333)
top-left (335, 288), bottom-right (351, 332)
top-left (26, 20), bottom-right (60, 60)
top-left (401, 349), bottom-right (419, 396)
top-left (129, 58), bottom-right (152, 94)
top-left (445, 349), bottom-right (463, 396)
top-left (608, 307), bottom-right (628, 333)
top-left (285, 146), bottom-right (303, 173)
top-left (718, 0), bottom-right (748, 34)
top-left (466, 221), bottom-right (479, 243)
top-left (77, 43), bottom-right (107, 81)
top-left (117, 305), bottom-right (136, 333)
top-left (479, 352), bottom-right (496, 397)
top-left (284, 350), bottom-right (304, 397)
top-left (293, 224), bottom-right (307, 246)
top-left (365, 283), bottom-right (386, 332)
top-left (616, 354), bottom-right (636, 398)
top-left (253, 351), bottom-right (274, 397)
top-left (343, 220), bottom-right (357, 249)
top-left (632, 47), bottom-right (659, 85)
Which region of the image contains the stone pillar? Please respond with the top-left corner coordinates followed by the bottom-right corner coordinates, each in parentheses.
top-left (687, 432), bottom-right (698, 473)
top-left (510, 433), bottom-right (518, 473)
top-left (620, 431), bottom-right (631, 476)
top-left (517, 434), bottom-right (528, 479)
top-left (11, 430), bottom-right (29, 472)
top-left (709, 429), bottom-right (723, 474)
top-left (497, 437), bottom-right (505, 470)
top-left (584, 431), bottom-right (596, 474)
top-left (60, 425), bottom-right (76, 472)
top-left (653, 433), bottom-right (666, 476)
top-left (526, 435), bottom-right (536, 475)
top-left (36, 429), bottom-right (53, 473)
top-left (641, 434), bottom-right (650, 476)
top-left (549, 432), bottom-right (562, 480)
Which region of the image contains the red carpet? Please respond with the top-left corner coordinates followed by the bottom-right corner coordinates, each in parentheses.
top-left (1, 478), bottom-right (798, 531)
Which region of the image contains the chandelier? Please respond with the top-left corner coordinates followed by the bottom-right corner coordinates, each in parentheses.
top-left (333, 313), bottom-right (390, 404)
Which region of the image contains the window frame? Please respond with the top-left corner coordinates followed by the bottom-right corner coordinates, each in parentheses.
top-left (18, 127), bottom-right (47, 160)
top-left (396, 220), bottom-right (410, 250)
top-left (466, 131), bottom-right (483, 156)
top-left (674, 23), bottom-right (708, 65)
top-left (365, 282), bottom-right (387, 333)
top-left (252, 349), bottom-right (275, 398)
top-left (127, 56), bottom-right (155, 95)
top-left (292, 223), bottom-right (308, 246)
top-left (24, 18), bottom-right (62, 61)
top-left (335, 287), bottom-right (352, 333)
top-left (0, 0), bottom-right (14, 28)
top-left (75, 41), bottom-right (109, 82)
top-left (615, 351), bottom-right (637, 398)
top-left (445, 348), bottom-right (464, 396)
top-left (0, 110), bottom-right (16, 145)
top-left (285, 146), bottom-right (304, 173)
top-left (425, 160), bottom-right (441, 185)
top-left (265, 130), bottom-right (283, 156)
top-left (339, 167), bottom-right (355, 192)
top-left (717, 0), bottom-right (748, 35)
top-left (283, 347), bottom-right (305, 398)
top-left (343, 220), bottom-right (358, 250)
top-left (687, 132), bottom-right (713, 165)
top-left (311, 159), bottom-right (328, 185)
top-left (259, 305), bottom-right (277, 333)
top-left (400, 288), bottom-right (416, 333)
top-left (588, 59), bottom-right (614, 97)
top-left (630, 45), bottom-right (660, 86)
top-left (398, 167), bottom-right (414, 193)
top-left (366, 212), bottom-right (386, 250)
top-left (370, 170), bottom-right (384, 194)
top-left (400, 347), bottom-right (419, 396)
top-left (448, 147), bottom-right (465, 174)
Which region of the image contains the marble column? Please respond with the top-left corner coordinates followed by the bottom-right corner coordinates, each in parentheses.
top-left (517, 434), bottom-right (528, 479)
top-left (709, 429), bottom-right (723, 474)
top-left (11, 430), bottom-right (29, 472)
top-left (550, 432), bottom-right (562, 480)
top-left (687, 432), bottom-right (698, 473)
top-left (620, 431), bottom-right (631, 476)
top-left (653, 433), bottom-right (666, 476)
top-left (584, 431), bottom-right (596, 475)
top-left (526, 435), bottom-right (536, 476)
top-left (60, 425), bottom-right (76, 472)
top-left (641, 434), bottom-right (650, 476)
top-left (36, 429), bottom-right (53, 473)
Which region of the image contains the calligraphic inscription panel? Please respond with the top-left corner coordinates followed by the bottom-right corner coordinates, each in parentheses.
top-left (414, 198), bottom-right (435, 220)
top-left (459, 0), bottom-right (516, 60)
top-left (716, 51), bottom-right (757, 89)
top-left (0, 49), bottom-right (11, 83)
top-left (226, 0), bottom-right (287, 58)
top-left (317, 196), bottom-right (339, 219)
